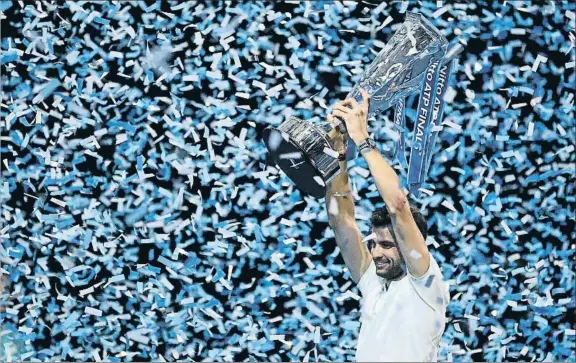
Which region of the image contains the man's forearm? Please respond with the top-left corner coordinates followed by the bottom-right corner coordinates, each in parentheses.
top-left (325, 161), bottom-right (371, 283)
top-left (361, 149), bottom-right (407, 213)
top-left (361, 147), bottom-right (430, 276)
top-left (325, 161), bottom-right (355, 224)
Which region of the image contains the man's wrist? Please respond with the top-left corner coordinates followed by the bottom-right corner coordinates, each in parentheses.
top-left (332, 189), bottom-right (352, 197)
top-left (352, 134), bottom-right (370, 146)
top-left (356, 135), bottom-right (376, 156)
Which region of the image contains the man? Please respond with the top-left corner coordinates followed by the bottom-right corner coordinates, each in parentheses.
top-left (325, 89), bottom-right (450, 362)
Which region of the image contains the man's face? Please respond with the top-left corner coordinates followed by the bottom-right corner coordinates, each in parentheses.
top-left (369, 226), bottom-right (405, 280)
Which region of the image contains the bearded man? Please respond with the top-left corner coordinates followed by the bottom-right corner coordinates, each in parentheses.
top-left (325, 89), bottom-right (450, 362)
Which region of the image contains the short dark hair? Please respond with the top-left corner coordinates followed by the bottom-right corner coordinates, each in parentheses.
top-left (370, 203), bottom-right (428, 240)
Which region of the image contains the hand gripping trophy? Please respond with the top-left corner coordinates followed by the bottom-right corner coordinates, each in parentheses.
top-left (264, 12), bottom-right (457, 198)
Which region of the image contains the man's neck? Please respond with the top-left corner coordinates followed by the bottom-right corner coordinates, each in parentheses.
top-left (385, 271), bottom-right (406, 286)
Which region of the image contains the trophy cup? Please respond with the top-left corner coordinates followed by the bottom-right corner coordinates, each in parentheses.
top-left (263, 12), bottom-right (456, 198)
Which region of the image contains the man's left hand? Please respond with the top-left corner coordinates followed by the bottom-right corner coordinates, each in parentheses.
top-left (330, 89), bottom-right (370, 146)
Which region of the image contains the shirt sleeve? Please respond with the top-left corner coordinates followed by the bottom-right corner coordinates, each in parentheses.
top-left (357, 260), bottom-right (381, 297)
top-left (407, 253), bottom-right (450, 312)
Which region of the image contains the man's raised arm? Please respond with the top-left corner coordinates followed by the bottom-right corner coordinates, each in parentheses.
top-left (333, 90), bottom-right (430, 278)
top-left (325, 126), bottom-right (371, 284)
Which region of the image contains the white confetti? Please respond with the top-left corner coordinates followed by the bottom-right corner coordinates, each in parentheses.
top-left (84, 306), bottom-right (102, 316)
top-left (292, 283), bottom-right (307, 292)
top-left (279, 152), bottom-right (302, 159)
top-left (531, 54), bottom-right (548, 72)
top-left (352, 166), bottom-right (370, 178)
top-left (441, 200), bottom-right (458, 212)
top-left (362, 233), bottom-right (376, 243)
top-left (409, 249), bottom-right (423, 260)
top-left (307, 302), bottom-right (328, 319)
top-left (79, 286), bottom-right (95, 296)
top-left (313, 176), bottom-right (326, 187)
top-left (267, 131), bottom-right (283, 151)
top-left (280, 218), bottom-right (296, 227)
top-left (328, 196), bottom-right (339, 216)
top-left (323, 147), bottom-right (339, 158)
top-left (283, 237), bottom-right (297, 245)
top-left (500, 220), bottom-right (513, 235)
top-left (442, 120), bottom-right (462, 130)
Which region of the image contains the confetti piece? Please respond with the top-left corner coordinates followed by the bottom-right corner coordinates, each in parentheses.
top-left (84, 306), bottom-right (103, 317)
top-left (352, 166), bottom-right (370, 178)
top-left (432, 6), bottom-right (449, 18)
top-left (567, 10), bottom-right (576, 26)
top-left (292, 283), bottom-right (307, 292)
top-left (314, 327), bottom-right (321, 343)
top-left (361, 233), bottom-right (376, 243)
top-left (32, 79), bottom-right (60, 104)
top-left (424, 274), bottom-right (436, 288)
top-left (441, 120), bottom-right (462, 130)
top-left (278, 152), bottom-right (302, 160)
top-left (307, 302), bottom-right (328, 319)
top-left (328, 196), bottom-right (339, 216)
top-left (79, 286), bottom-right (95, 296)
top-left (531, 54), bottom-right (548, 72)
top-left (283, 237), bottom-right (297, 245)
top-left (180, 297), bottom-right (195, 305)
top-left (409, 249), bottom-right (423, 260)
top-left (280, 218), bottom-right (296, 227)
top-left (511, 102), bottom-right (527, 109)
top-left (441, 200), bottom-right (458, 212)
top-left (127, 329), bottom-right (153, 345)
top-left (500, 220), bottom-right (513, 235)
top-left (267, 131), bottom-right (283, 151)
top-left (510, 28), bottom-right (526, 35)
top-left (323, 147), bottom-right (339, 158)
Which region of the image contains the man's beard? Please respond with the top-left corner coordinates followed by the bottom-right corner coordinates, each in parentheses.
top-left (375, 258), bottom-right (405, 280)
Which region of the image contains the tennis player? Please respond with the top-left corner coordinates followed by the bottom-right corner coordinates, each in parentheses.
top-left (325, 89), bottom-right (450, 362)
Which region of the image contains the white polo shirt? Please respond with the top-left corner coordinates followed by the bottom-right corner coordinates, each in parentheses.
top-left (355, 253), bottom-right (450, 362)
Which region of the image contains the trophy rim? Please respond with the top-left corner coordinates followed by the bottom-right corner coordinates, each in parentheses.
top-left (406, 11), bottom-right (449, 46)
top-left (306, 120), bottom-right (335, 153)
top-left (267, 116), bottom-right (335, 164)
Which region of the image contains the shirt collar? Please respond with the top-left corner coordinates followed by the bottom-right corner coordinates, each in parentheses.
top-left (380, 273), bottom-right (407, 291)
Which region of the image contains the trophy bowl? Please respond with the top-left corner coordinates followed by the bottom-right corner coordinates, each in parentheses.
top-left (263, 116), bottom-right (340, 198)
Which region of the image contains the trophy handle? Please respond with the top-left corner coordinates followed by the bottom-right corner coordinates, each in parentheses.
top-left (332, 116), bottom-right (347, 135)
top-left (328, 116), bottom-right (360, 162)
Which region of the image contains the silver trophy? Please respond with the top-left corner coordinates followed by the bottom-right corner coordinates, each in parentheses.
top-left (264, 12), bottom-right (453, 198)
